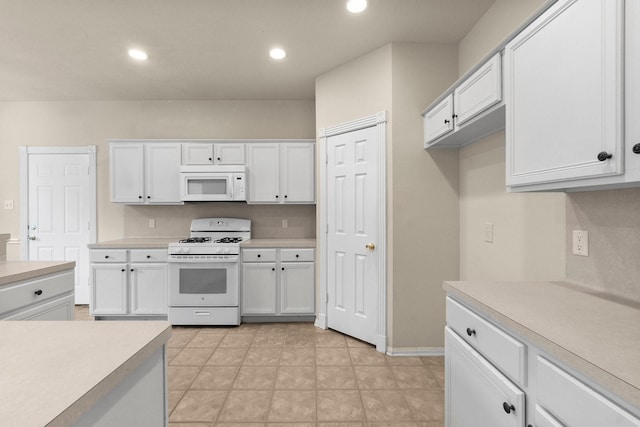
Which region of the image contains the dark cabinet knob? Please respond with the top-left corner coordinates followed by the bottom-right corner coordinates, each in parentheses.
top-left (597, 151), bottom-right (613, 161)
top-left (633, 144), bottom-right (640, 154)
top-left (34, 289), bottom-right (43, 296)
top-left (282, 267), bottom-right (285, 271)
top-left (275, 195), bottom-right (279, 199)
top-left (466, 328), bottom-right (476, 337)
top-left (272, 267), bottom-right (275, 271)
top-left (502, 402), bottom-right (515, 414)
top-left (147, 195), bottom-right (151, 199)
top-left (208, 157), bottom-right (212, 161)
top-left (257, 254), bottom-right (261, 258)
top-left (296, 254), bottom-right (299, 258)
top-left (130, 268), bottom-right (134, 271)
top-left (104, 255), bottom-right (109, 259)
top-left (444, 119), bottom-right (450, 124)
top-left (453, 114), bottom-right (458, 119)
top-left (121, 268), bottom-right (125, 272)
top-left (217, 157), bottom-right (221, 161)
top-left (146, 255), bottom-right (151, 259)
top-left (138, 195), bottom-right (142, 199)
top-left (284, 195), bottom-right (288, 199)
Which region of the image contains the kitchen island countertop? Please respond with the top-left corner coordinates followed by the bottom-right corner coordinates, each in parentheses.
top-left (0, 321), bottom-right (171, 426)
top-left (0, 260), bottom-right (76, 287)
top-left (240, 238), bottom-right (316, 248)
top-left (444, 280), bottom-right (640, 410)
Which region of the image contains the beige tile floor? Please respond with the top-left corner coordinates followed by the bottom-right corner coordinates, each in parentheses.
top-left (74, 305), bottom-right (445, 426)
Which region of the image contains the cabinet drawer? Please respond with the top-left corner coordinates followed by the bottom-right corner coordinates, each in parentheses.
top-left (130, 249), bottom-right (168, 262)
top-left (446, 297), bottom-right (526, 385)
top-left (537, 356), bottom-right (640, 426)
top-left (242, 249), bottom-right (276, 262)
top-left (0, 271), bottom-right (74, 316)
top-left (280, 249), bottom-right (314, 262)
top-left (90, 249), bottom-right (127, 263)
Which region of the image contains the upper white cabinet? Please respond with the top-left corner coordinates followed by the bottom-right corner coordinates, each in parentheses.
top-left (110, 142), bottom-right (182, 204)
top-left (246, 141), bottom-right (315, 204)
top-left (182, 142), bottom-right (245, 165)
top-left (505, 0), bottom-right (629, 191)
top-left (423, 53), bottom-right (504, 149)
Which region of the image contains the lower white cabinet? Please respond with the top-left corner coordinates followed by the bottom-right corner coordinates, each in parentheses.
top-left (445, 296), bottom-right (640, 427)
top-left (90, 248), bottom-right (168, 318)
top-left (0, 269), bottom-right (74, 320)
top-left (242, 248), bottom-right (315, 317)
top-left (445, 327), bottom-right (525, 427)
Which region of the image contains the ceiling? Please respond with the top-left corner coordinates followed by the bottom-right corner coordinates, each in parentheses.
top-left (0, 0), bottom-right (495, 101)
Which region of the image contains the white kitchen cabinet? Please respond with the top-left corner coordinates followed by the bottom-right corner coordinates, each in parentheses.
top-left (241, 248), bottom-right (315, 317)
top-left (182, 142), bottom-right (245, 165)
top-left (89, 248), bottom-right (168, 319)
top-left (0, 269), bottom-right (74, 320)
top-left (423, 53), bottom-right (503, 149)
top-left (110, 141), bottom-right (182, 204)
top-left (504, 0), bottom-right (625, 189)
top-left (246, 141), bottom-right (315, 204)
top-left (445, 327), bottom-right (525, 427)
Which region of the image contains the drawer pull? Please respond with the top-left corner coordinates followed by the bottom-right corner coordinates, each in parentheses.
top-left (296, 254), bottom-right (299, 258)
top-left (104, 255), bottom-right (109, 259)
top-left (466, 328), bottom-right (476, 337)
top-left (257, 254), bottom-right (261, 258)
top-left (502, 402), bottom-right (515, 414)
top-left (633, 143), bottom-right (640, 154)
top-left (146, 255), bottom-right (151, 259)
top-left (272, 267), bottom-right (275, 271)
top-left (597, 151), bottom-right (613, 161)
top-left (34, 289), bottom-right (43, 296)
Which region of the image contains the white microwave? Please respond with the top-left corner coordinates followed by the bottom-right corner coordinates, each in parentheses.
top-left (180, 166), bottom-right (246, 201)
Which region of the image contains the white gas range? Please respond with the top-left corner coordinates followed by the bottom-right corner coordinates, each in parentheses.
top-left (167, 218), bottom-right (250, 325)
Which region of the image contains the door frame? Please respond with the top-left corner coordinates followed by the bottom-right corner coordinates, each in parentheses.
top-left (19, 146), bottom-right (97, 265)
top-left (316, 112), bottom-right (388, 352)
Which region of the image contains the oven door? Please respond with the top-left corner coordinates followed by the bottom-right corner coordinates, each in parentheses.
top-left (181, 173), bottom-right (233, 201)
top-left (168, 260), bottom-right (238, 306)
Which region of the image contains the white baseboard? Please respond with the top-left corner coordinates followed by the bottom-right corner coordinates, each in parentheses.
top-left (386, 346), bottom-right (444, 357)
top-left (314, 313), bottom-right (327, 329)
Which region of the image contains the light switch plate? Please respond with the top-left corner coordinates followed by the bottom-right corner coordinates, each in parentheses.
top-left (484, 222), bottom-right (494, 243)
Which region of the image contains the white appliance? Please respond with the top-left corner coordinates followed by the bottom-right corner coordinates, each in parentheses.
top-left (180, 165), bottom-right (246, 201)
top-left (167, 217), bottom-right (250, 325)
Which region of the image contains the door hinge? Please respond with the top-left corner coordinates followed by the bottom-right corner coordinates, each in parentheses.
top-left (326, 293), bottom-right (329, 303)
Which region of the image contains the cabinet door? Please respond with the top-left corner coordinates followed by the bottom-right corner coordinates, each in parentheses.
top-left (423, 94), bottom-right (454, 146)
top-left (215, 143), bottom-right (245, 165)
top-left (445, 327), bottom-right (525, 427)
top-left (182, 143), bottom-right (214, 165)
top-left (454, 53), bottom-right (502, 127)
top-left (130, 263), bottom-right (168, 315)
top-left (90, 263), bottom-right (128, 315)
top-left (281, 143), bottom-right (315, 203)
top-left (145, 143), bottom-right (182, 204)
top-left (247, 143), bottom-right (280, 203)
top-left (505, 0), bottom-right (624, 187)
top-left (241, 262), bottom-right (277, 314)
top-left (110, 143), bottom-right (144, 203)
top-left (280, 262), bottom-right (315, 314)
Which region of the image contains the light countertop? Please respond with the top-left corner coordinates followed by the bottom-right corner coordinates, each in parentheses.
top-left (444, 280), bottom-right (640, 409)
top-left (0, 321), bottom-right (171, 427)
top-left (88, 238), bottom-right (180, 249)
top-left (0, 261), bottom-right (76, 287)
top-left (241, 238), bottom-right (316, 248)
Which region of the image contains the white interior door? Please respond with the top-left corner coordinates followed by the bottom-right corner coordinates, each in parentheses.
top-left (25, 150), bottom-right (94, 304)
top-left (326, 125), bottom-right (380, 346)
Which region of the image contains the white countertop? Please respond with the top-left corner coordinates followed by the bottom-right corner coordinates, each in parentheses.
top-left (444, 280), bottom-right (640, 409)
top-left (240, 238), bottom-right (316, 248)
top-left (88, 238), bottom-right (179, 249)
top-left (0, 261), bottom-right (76, 287)
top-left (0, 321), bottom-right (171, 426)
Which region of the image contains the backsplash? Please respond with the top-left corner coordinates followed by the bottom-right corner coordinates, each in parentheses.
top-left (566, 188), bottom-right (640, 302)
top-left (123, 203), bottom-right (316, 239)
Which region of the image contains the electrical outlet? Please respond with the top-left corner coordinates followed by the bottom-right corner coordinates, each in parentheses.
top-left (4, 200), bottom-right (14, 210)
top-left (484, 222), bottom-right (494, 243)
top-left (572, 230), bottom-right (589, 256)
top-left (148, 218), bottom-right (156, 229)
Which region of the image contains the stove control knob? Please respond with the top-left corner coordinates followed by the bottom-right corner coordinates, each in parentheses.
top-left (223, 247), bottom-right (231, 254)
top-left (183, 247), bottom-right (190, 254)
top-left (174, 247), bottom-right (182, 254)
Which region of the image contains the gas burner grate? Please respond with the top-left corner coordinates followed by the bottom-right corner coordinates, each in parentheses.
top-left (215, 237), bottom-right (243, 244)
top-left (179, 237), bottom-right (212, 243)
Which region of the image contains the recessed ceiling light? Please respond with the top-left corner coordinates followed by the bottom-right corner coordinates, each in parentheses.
top-left (346, 0), bottom-right (368, 13)
top-left (128, 48), bottom-right (148, 61)
top-left (269, 47), bottom-right (287, 60)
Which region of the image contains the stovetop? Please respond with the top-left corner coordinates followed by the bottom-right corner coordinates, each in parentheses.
top-left (168, 218), bottom-right (250, 256)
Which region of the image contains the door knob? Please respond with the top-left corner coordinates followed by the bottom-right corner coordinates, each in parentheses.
top-left (28, 236), bottom-right (36, 241)
top-left (365, 243), bottom-right (376, 251)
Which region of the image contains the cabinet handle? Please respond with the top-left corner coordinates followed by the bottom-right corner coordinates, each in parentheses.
top-left (146, 255), bottom-right (151, 259)
top-left (597, 151), bottom-right (613, 161)
top-left (138, 195), bottom-right (142, 199)
top-left (208, 157), bottom-right (212, 161)
top-left (282, 267), bottom-right (285, 271)
top-left (275, 195), bottom-right (279, 199)
top-left (502, 402), bottom-right (515, 414)
top-left (34, 289), bottom-right (43, 296)
top-left (257, 254), bottom-right (261, 258)
top-left (466, 328), bottom-right (476, 337)
top-left (104, 255), bottom-right (109, 259)
top-left (633, 144), bottom-right (640, 154)
top-left (147, 195), bottom-right (151, 199)
top-left (284, 195), bottom-right (288, 199)
top-left (453, 114), bottom-right (458, 119)
top-left (121, 268), bottom-right (125, 272)
top-left (296, 254), bottom-right (299, 258)
top-left (272, 267), bottom-right (275, 271)
top-left (217, 157), bottom-right (221, 161)
top-left (444, 119), bottom-right (450, 124)
top-left (130, 268), bottom-right (134, 271)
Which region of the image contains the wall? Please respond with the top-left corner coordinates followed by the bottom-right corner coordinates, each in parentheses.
top-left (457, 0), bottom-right (566, 282)
top-left (566, 189), bottom-right (640, 303)
top-left (316, 43), bottom-right (459, 349)
top-left (0, 100), bottom-right (316, 254)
